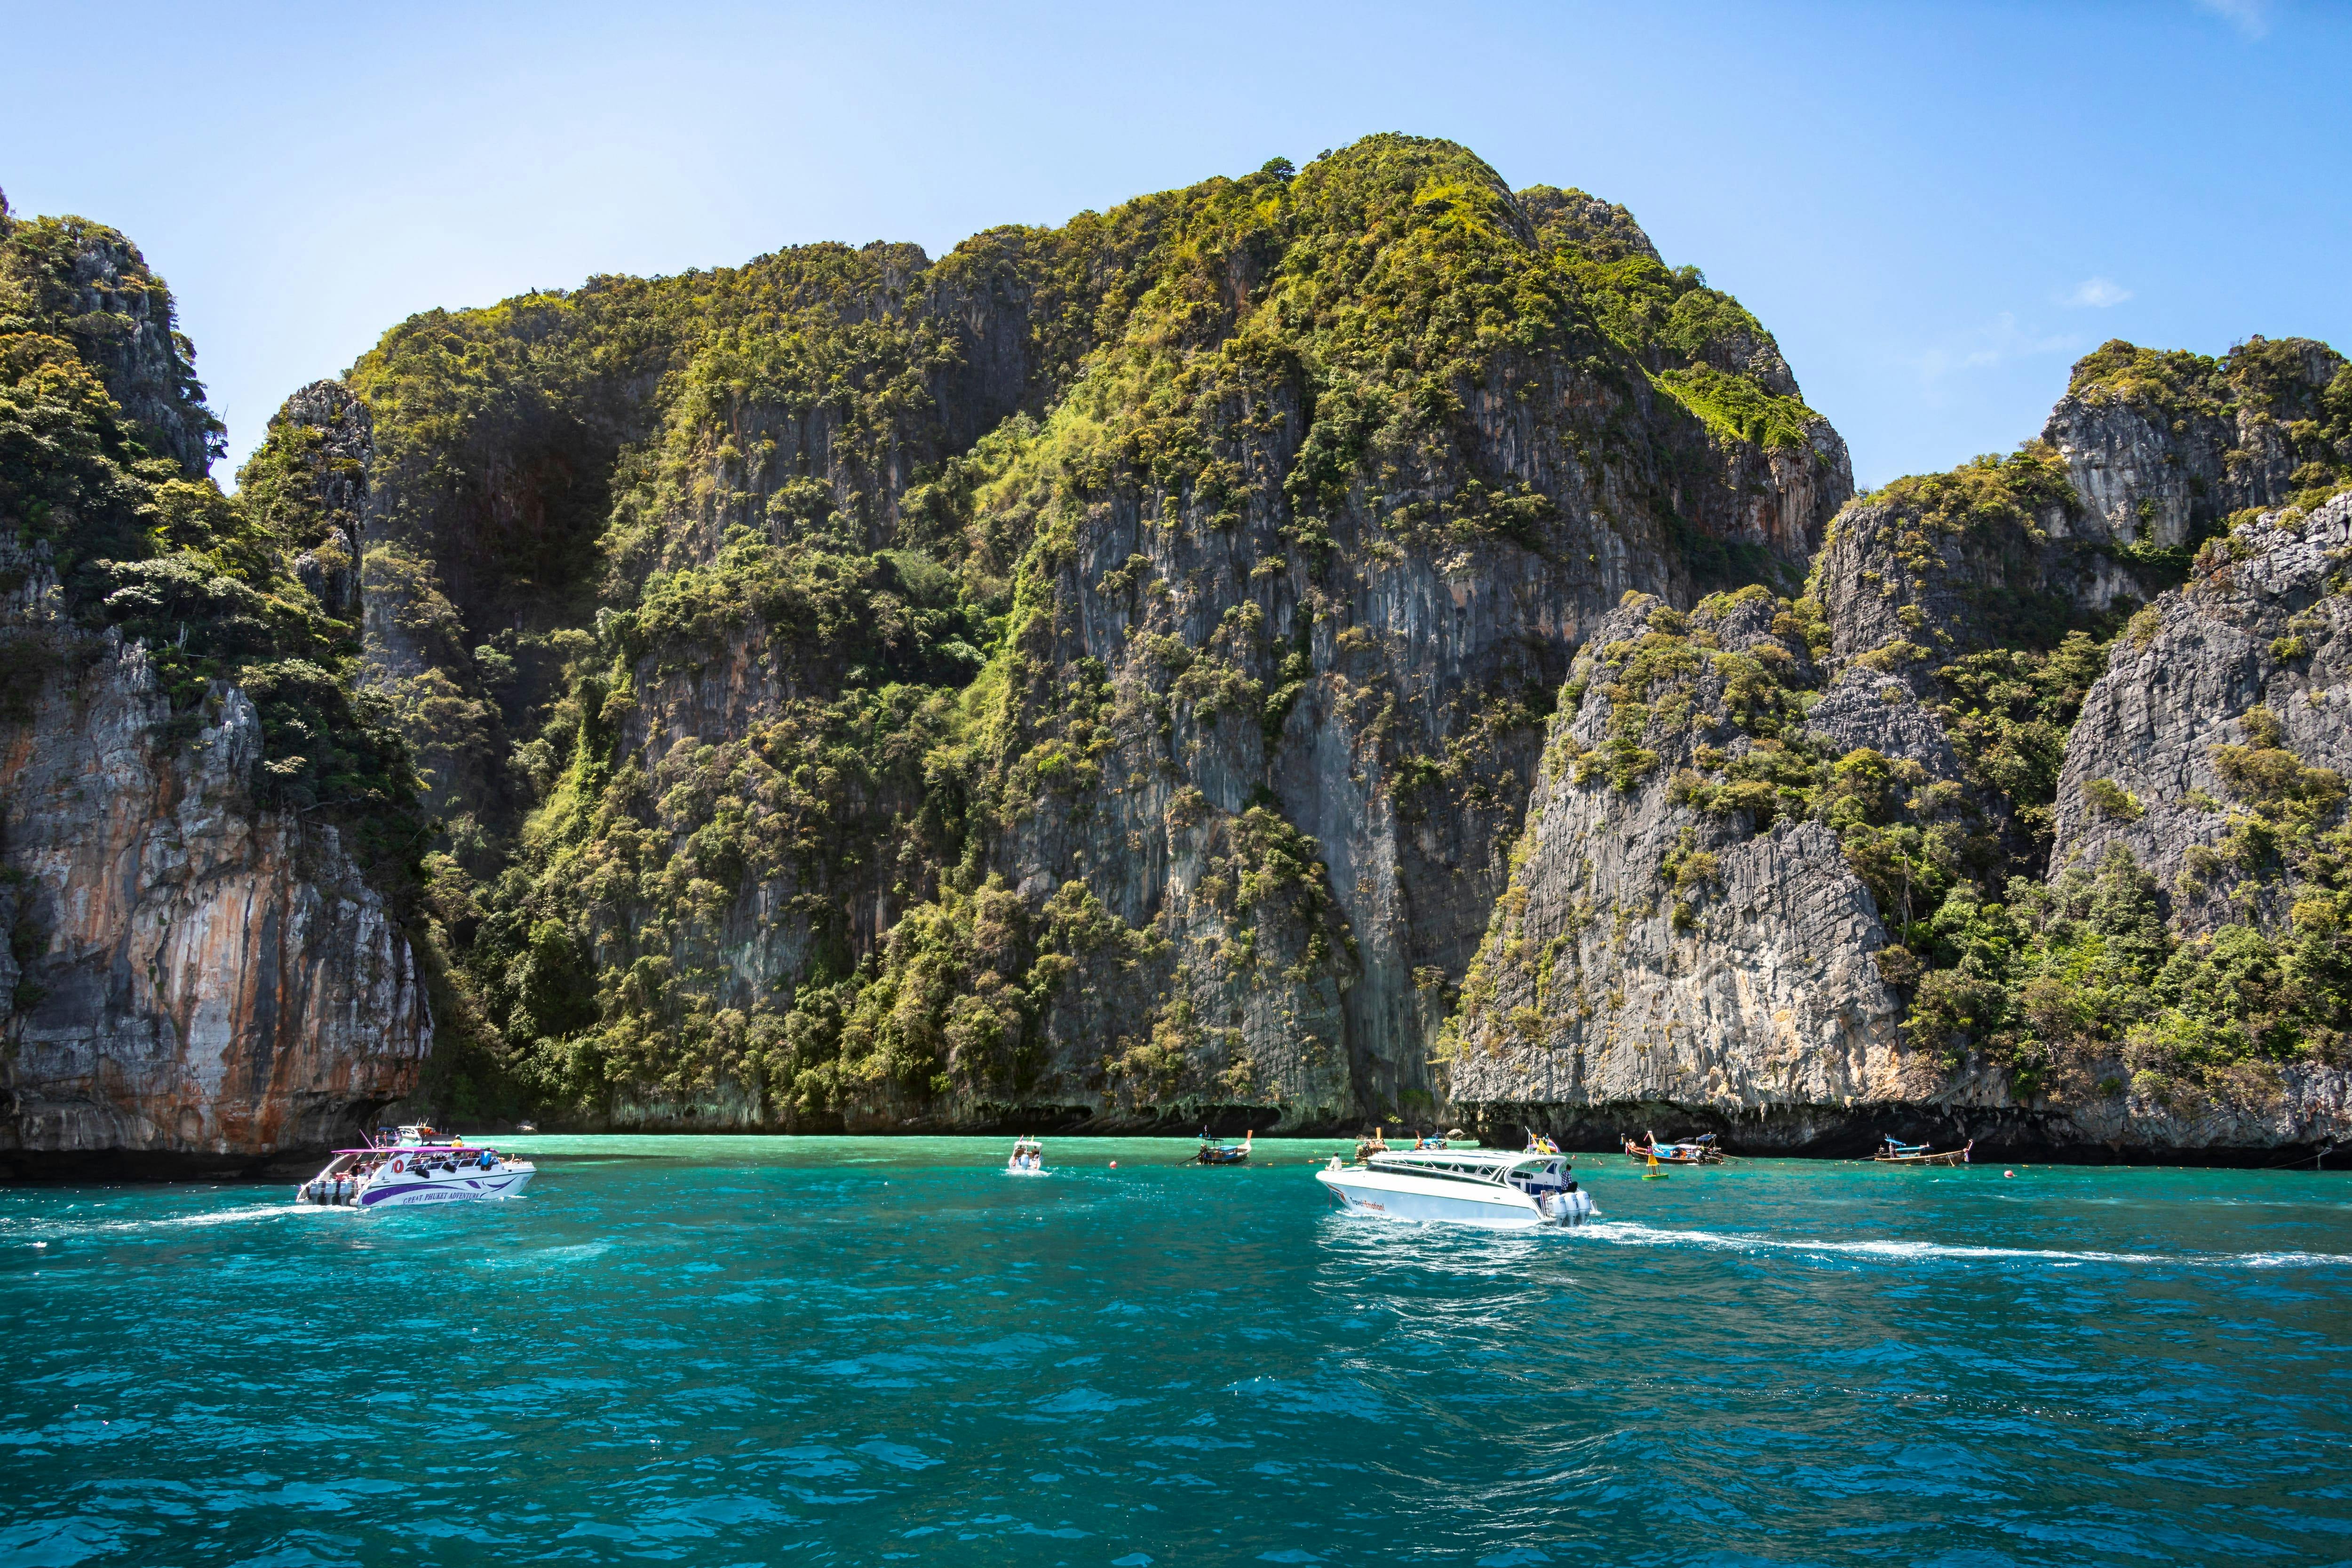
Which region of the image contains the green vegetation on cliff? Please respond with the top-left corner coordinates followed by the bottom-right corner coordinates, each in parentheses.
top-left (0, 198), bottom-right (422, 879)
top-left (1826, 397), bottom-right (2352, 1104)
top-left (2071, 334), bottom-right (2352, 516)
top-left (336, 135), bottom-right (1842, 1124)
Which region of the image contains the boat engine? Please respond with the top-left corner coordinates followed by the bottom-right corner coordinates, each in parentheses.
top-left (1541, 1187), bottom-right (1597, 1225)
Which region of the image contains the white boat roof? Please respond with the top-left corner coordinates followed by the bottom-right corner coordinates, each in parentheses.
top-left (1369, 1148), bottom-right (1561, 1167)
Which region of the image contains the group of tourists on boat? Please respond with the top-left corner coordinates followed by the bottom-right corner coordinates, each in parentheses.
top-left (1195, 1128), bottom-right (1253, 1165)
top-left (301, 1146), bottom-right (502, 1203)
top-left (294, 1125), bottom-right (535, 1210)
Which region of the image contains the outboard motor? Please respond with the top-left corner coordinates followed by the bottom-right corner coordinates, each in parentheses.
top-left (1543, 1180), bottom-right (1597, 1226)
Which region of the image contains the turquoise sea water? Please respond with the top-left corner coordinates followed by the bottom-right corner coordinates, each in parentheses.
top-left (1, 1138), bottom-right (2348, 1567)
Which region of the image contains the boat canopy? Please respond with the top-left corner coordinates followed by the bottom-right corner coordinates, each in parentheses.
top-left (332, 1143), bottom-right (501, 1155)
top-left (1367, 1149), bottom-right (1566, 1183)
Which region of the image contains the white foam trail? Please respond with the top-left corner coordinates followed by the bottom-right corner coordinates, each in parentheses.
top-left (1570, 1220), bottom-right (2352, 1270)
top-left (7, 1202), bottom-right (310, 1243)
top-left (158, 1203), bottom-right (315, 1229)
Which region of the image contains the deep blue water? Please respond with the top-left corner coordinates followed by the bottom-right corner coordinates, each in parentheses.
top-left (1, 1137), bottom-right (2349, 1566)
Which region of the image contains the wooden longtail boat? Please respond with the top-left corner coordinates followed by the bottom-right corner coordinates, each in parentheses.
top-left (1195, 1129), bottom-right (1253, 1165)
top-left (1870, 1135), bottom-right (1973, 1166)
top-left (1622, 1131), bottom-right (1723, 1165)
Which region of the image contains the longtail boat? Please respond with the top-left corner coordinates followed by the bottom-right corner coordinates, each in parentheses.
top-left (1622, 1131), bottom-right (1723, 1165)
top-left (1870, 1135), bottom-right (1973, 1166)
top-left (1195, 1128), bottom-right (1253, 1165)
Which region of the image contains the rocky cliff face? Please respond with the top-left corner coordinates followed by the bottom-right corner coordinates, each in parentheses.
top-left (16, 157), bottom-right (2340, 1162)
top-left (0, 199), bottom-right (222, 478)
top-left (1809, 446), bottom-right (2156, 664)
top-left (1442, 590), bottom-right (1929, 1141)
top-left (0, 549), bottom-right (429, 1169)
top-left (2053, 492), bottom-right (2352, 916)
top-left (2045, 337), bottom-right (2346, 550)
top-left (1, 202), bottom-right (434, 1169)
top-left (334, 136), bottom-right (1852, 1132)
top-left (1451, 336), bottom-right (2352, 1157)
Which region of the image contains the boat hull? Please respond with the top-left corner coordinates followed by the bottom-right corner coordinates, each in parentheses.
top-left (355, 1168), bottom-right (535, 1209)
top-left (1316, 1169), bottom-right (1564, 1228)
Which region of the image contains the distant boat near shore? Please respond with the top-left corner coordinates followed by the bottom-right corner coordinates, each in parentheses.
top-left (1623, 1132), bottom-right (1723, 1166)
top-left (1869, 1136), bottom-right (1973, 1167)
top-left (1194, 1129), bottom-right (1252, 1165)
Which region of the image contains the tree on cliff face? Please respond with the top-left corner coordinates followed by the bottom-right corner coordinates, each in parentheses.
top-left (332, 134), bottom-right (1851, 1129)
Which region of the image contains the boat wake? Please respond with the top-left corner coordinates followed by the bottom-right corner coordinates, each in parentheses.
top-left (7, 1202), bottom-right (316, 1246)
top-left (1570, 1220), bottom-right (2352, 1271)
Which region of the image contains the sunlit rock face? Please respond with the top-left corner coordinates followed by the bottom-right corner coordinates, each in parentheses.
top-left (0, 203), bottom-right (431, 1169)
top-left (333, 136), bottom-right (1851, 1134)
top-left (2044, 337), bottom-right (2342, 551)
top-left (1451, 345), bottom-right (2352, 1159)
top-left (0, 548), bottom-right (429, 1166)
top-left (23, 149), bottom-right (2342, 1159)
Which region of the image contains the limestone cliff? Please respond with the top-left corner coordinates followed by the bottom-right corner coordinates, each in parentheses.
top-left (1451, 335), bottom-right (2352, 1158)
top-left (18, 160), bottom-right (2342, 1160)
top-left (1, 200), bottom-right (433, 1169)
top-left (338, 136), bottom-right (1851, 1132)
top-left (0, 547), bottom-right (429, 1168)
top-left (2045, 337), bottom-right (2347, 551)
top-left (1441, 591), bottom-right (1930, 1143)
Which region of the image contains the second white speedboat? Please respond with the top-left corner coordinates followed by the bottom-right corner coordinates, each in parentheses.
top-left (1316, 1147), bottom-right (1596, 1228)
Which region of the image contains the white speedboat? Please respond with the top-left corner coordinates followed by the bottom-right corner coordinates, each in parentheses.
top-left (1005, 1137), bottom-right (1046, 1174)
top-left (295, 1125), bottom-right (535, 1210)
top-left (1315, 1147), bottom-right (1596, 1228)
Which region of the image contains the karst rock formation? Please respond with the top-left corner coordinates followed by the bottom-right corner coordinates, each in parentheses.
top-left (5, 142), bottom-right (2348, 1164)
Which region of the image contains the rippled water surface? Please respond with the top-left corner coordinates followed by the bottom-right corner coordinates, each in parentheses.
top-left (3, 1138), bottom-right (2349, 1565)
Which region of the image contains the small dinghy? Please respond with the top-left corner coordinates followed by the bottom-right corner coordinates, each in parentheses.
top-left (1005, 1137), bottom-right (1046, 1174)
top-left (1870, 1134), bottom-right (1973, 1166)
top-left (1194, 1129), bottom-right (1252, 1165)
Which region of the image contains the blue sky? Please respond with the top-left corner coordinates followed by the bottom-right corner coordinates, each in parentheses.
top-left (3, 0), bottom-right (2344, 488)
